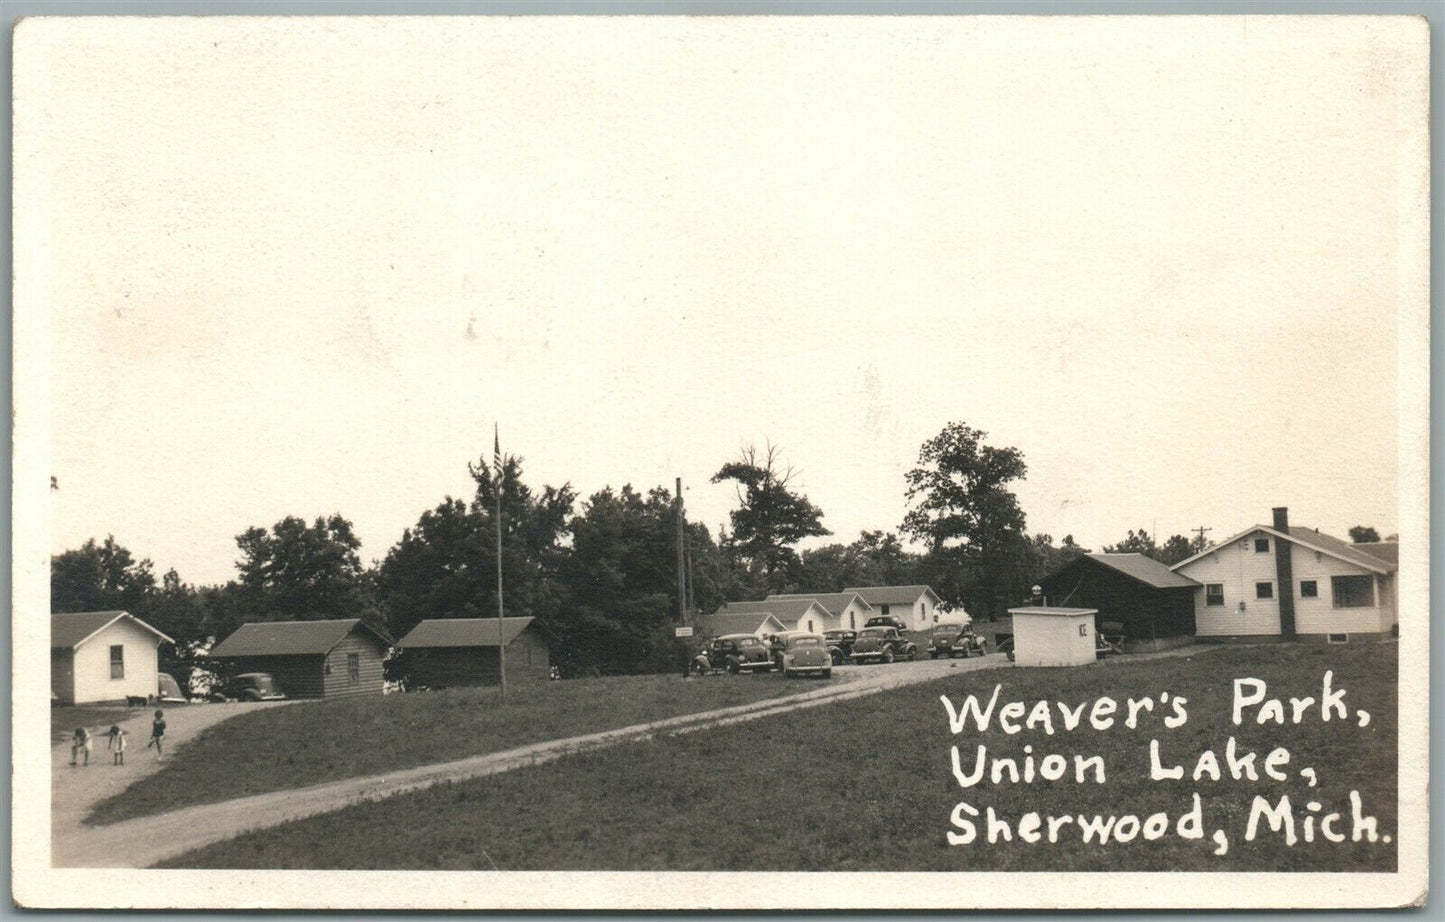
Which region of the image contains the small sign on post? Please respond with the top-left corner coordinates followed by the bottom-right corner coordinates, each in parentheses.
top-left (674, 626), bottom-right (694, 638)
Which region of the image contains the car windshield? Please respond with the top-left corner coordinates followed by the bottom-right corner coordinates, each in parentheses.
top-left (790, 637), bottom-right (822, 647)
top-left (859, 628), bottom-right (885, 638)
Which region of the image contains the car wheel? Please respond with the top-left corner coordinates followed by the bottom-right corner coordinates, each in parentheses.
top-left (821, 669), bottom-right (832, 679)
top-left (727, 660), bottom-right (740, 675)
top-left (882, 648), bottom-right (894, 664)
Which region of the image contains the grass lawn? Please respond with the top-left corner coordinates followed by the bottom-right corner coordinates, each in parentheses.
top-left (52, 706), bottom-right (139, 744)
top-left (89, 671), bottom-right (826, 825)
top-left (161, 642), bottom-right (1398, 872)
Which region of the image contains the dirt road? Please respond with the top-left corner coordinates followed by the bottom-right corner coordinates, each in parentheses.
top-left (50, 701), bottom-right (292, 865)
top-left (54, 646), bottom-right (1213, 868)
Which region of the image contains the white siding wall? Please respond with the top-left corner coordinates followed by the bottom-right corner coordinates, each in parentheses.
top-left (1177, 531), bottom-right (1395, 637)
top-left (1014, 613), bottom-right (1095, 667)
top-left (915, 594), bottom-right (938, 630)
top-left (1289, 548), bottom-right (1395, 634)
top-left (71, 619), bottom-right (162, 704)
top-left (796, 604), bottom-right (838, 635)
top-left (839, 600), bottom-right (870, 632)
top-left (1176, 531), bottom-right (1283, 636)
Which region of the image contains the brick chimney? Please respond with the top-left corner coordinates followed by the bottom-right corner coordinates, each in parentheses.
top-left (1272, 507), bottom-right (1296, 637)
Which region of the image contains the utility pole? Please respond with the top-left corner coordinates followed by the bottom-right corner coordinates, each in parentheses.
top-left (676, 477), bottom-right (691, 678)
top-left (495, 425), bottom-right (507, 705)
top-left (1191, 525), bottom-right (1212, 550)
top-left (675, 477), bottom-right (687, 626)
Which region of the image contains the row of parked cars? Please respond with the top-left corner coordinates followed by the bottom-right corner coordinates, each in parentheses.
top-left (697, 616), bottom-right (992, 678)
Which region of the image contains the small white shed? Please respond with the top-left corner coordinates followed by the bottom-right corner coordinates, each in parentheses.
top-left (51, 610), bottom-right (174, 705)
top-left (1007, 606), bottom-right (1098, 667)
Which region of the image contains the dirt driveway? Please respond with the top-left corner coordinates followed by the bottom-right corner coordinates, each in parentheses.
top-left (54, 646), bottom-right (1213, 868)
top-left (51, 700), bottom-right (292, 866)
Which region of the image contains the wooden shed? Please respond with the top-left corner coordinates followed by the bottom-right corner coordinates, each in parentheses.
top-left (396, 617), bottom-right (551, 688)
top-left (209, 619), bottom-right (391, 698)
top-left (1039, 553), bottom-right (1200, 649)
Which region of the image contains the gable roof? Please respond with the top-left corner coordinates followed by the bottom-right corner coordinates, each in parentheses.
top-left (1353, 542), bottom-right (1399, 567)
top-left (52, 610), bottom-right (174, 649)
top-left (1078, 553), bottom-right (1201, 589)
top-left (703, 612), bottom-right (787, 637)
top-left (714, 598), bottom-right (826, 623)
top-left (1170, 525), bottom-right (1395, 575)
top-left (844, 585), bottom-right (943, 607)
top-left (397, 617), bottom-right (536, 649)
top-left (211, 619), bottom-right (391, 658)
top-left (765, 592), bottom-right (872, 616)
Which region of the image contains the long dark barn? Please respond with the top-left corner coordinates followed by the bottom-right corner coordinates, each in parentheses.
top-left (209, 619), bottom-right (392, 698)
top-left (396, 617), bottom-right (551, 688)
top-left (1038, 553), bottom-right (1200, 650)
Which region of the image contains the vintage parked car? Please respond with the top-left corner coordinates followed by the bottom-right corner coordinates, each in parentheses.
top-left (778, 633), bottom-right (833, 679)
top-left (864, 615), bottom-right (910, 634)
top-left (849, 626), bottom-right (918, 664)
top-left (212, 672), bottom-right (287, 702)
top-left (822, 629), bottom-right (857, 665)
top-left (704, 634), bottom-right (775, 674)
top-left (929, 624), bottom-right (988, 659)
top-left (156, 672), bottom-right (188, 703)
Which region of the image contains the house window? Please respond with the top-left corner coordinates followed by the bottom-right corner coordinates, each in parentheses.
top-left (347, 653), bottom-right (360, 685)
top-left (1254, 538), bottom-right (1270, 553)
top-left (1332, 575), bottom-right (1375, 608)
top-left (807, 619), bottom-right (814, 633)
top-left (849, 613), bottom-right (855, 629)
top-left (1205, 584), bottom-right (1225, 606)
top-left (1255, 582), bottom-right (1274, 600)
top-left (1327, 633), bottom-right (1349, 644)
top-left (109, 645), bottom-right (124, 679)
top-left (881, 604), bottom-right (890, 615)
top-left (1300, 580), bottom-right (1318, 598)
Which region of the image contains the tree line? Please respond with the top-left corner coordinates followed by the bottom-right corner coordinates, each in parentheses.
top-left (52, 420), bottom-right (1392, 684)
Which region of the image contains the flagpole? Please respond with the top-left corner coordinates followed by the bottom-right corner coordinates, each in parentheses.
top-left (495, 424), bottom-right (507, 704)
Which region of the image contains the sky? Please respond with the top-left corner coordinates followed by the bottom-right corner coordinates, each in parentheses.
top-left (24, 17), bottom-right (1419, 587)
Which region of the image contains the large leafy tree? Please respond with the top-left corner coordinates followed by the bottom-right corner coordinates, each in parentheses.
top-left (712, 442), bottom-right (829, 591)
top-left (233, 514), bottom-right (377, 622)
top-left (797, 530), bottom-right (919, 592)
top-left (558, 485), bottom-right (727, 674)
top-left (1158, 534), bottom-right (1195, 566)
top-left (1103, 528), bottom-right (1159, 558)
top-left (377, 453), bottom-right (575, 643)
top-left (51, 536), bottom-right (157, 613)
top-left (1349, 526), bottom-right (1381, 543)
top-left (1025, 533), bottom-right (1090, 584)
top-left (901, 423), bottom-right (1029, 617)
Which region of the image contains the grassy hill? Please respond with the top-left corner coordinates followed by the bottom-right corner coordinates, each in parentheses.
top-left (160, 641), bottom-right (1397, 872)
top-left (88, 671), bottom-right (826, 825)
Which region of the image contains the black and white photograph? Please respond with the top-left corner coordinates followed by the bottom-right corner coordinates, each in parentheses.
top-left (11, 12), bottom-right (1430, 910)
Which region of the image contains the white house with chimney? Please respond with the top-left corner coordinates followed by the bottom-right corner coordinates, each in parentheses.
top-left (1170, 507), bottom-right (1397, 642)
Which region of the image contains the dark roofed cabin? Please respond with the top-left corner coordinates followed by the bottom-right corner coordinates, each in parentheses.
top-left (396, 617), bottom-right (551, 689)
top-left (1038, 554), bottom-right (1200, 651)
top-left (209, 619), bottom-right (391, 698)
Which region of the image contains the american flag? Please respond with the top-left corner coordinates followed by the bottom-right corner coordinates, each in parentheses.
top-left (493, 424), bottom-right (502, 481)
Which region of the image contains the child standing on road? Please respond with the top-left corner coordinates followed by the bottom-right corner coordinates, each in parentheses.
top-left (106, 724), bottom-right (127, 764)
top-left (146, 709), bottom-right (166, 759)
top-left (69, 727), bottom-right (91, 766)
